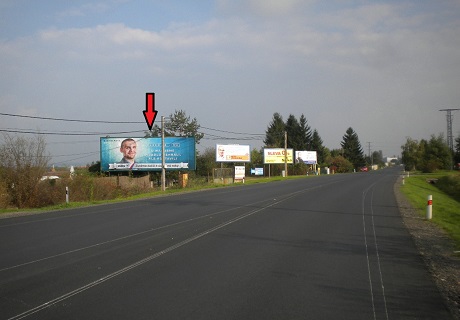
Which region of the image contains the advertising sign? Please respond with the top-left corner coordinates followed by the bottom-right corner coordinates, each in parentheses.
top-left (235, 166), bottom-right (246, 180)
top-left (250, 168), bottom-right (264, 176)
top-left (264, 148), bottom-right (294, 164)
top-left (216, 144), bottom-right (251, 162)
top-left (295, 151), bottom-right (318, 164)
top-left (100, 137), bottom-right (196, 172)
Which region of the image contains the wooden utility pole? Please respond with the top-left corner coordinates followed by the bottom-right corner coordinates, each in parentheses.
top-left (284, 131), bottom-right (288, 177)
top-left (161, 116), bottom-right (166, 191)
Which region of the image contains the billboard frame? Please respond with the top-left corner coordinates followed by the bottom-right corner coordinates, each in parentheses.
top-left (100, 136), bottom-right (196, 172)
top-left (216, 144), bottom-right (251, 163)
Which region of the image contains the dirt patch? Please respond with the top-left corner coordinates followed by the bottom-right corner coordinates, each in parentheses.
top-left (394, 180), bottom-right (460, 319)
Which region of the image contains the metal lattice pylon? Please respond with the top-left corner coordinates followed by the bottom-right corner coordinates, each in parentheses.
top-left (439, 108), bottom-right (460, 151)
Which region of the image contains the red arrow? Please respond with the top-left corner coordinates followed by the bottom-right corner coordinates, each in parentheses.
top-left (143, 92), bottom-right (158, 130)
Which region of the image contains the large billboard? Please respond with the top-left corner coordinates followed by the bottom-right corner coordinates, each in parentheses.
top-left (216, 144), bottom-right (251, 162)
top-left (100, 137), bottom-right (196, 172)
top-left (264, 148), bottom-right (294, 164)
top-left (295, 151), bottom-right (317, 164)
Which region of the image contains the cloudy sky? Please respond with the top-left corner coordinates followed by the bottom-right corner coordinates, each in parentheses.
top-left (1, 0), bottom-right (459, 167)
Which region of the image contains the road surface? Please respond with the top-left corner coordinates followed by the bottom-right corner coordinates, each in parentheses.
top-left (0, 167), bottom-right (452, 319)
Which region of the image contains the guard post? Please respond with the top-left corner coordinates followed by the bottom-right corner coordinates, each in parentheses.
top-left (426, 195), bottom-right (432, 220)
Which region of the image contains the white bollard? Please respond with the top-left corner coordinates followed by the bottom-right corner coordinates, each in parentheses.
top-left (426, 195), bottom-right (432, 220)
top-left (402, 177), bottom-right (405, 185)
top-left (66, 186), bottom-right (69, 204)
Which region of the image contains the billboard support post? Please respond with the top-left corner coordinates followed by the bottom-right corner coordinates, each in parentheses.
top-left (284, 131), bottom-right (288, 177)
top-left (161, 116), bottom-right (166, 191)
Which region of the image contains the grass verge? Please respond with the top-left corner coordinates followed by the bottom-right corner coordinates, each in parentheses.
top-left (400, 172), bottom-right (460, 249)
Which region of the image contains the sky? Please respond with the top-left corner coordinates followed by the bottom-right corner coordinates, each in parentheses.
top-left (1, 0), bottom-right (460, 167)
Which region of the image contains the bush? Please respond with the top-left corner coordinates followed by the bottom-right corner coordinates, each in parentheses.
top-left (436, 174), bottom-right (460, 202)
top-left (292, 163), bottom-right (308, 175)
top-left (0, 183), bottom-right (10, 209)
top-left (0, 134), bottom-right (50, 208)
top-left (329, 155), bottom-right (354, 173)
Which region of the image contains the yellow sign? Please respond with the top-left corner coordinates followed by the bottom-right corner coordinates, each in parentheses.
top-left (264, 148), bottom-right (294, 164)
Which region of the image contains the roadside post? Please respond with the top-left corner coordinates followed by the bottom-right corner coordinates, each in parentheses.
top-left (66, 186), bottom-right (69, 204)
top-left (426, 195), bottom-right (432, 220)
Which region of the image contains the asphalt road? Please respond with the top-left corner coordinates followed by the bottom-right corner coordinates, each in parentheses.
top-left (0, 167), bottom-right (453, 319)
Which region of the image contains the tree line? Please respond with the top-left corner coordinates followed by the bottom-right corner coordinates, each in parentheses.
top-left (401, 134), bottom-right (458, 172)
top-left (0, 110), bottom-right (378, 208)
top-left (193, 112), bottom-right (383, 177)
top-left (262, 112), bottom-right (373, 173)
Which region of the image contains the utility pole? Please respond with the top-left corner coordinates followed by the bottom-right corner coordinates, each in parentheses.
top-left (367, 142), bottom-right (373, 167)
top-left (161, 115), bottom-right (166, 191)
top-left (367, 142), bottom-right (371, 161)
top-left (439, 108), bottom-right (459, 152)
top-left (284, 131), bottom-right (288, 177)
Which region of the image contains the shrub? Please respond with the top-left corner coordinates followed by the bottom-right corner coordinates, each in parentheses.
top-left (436, 174), bottom-right (460, 202)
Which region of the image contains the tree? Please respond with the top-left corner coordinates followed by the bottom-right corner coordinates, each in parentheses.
top-left (401, 137), bottom-right (421, 171)
top-left (196, 147), bottom-right (216, 179)
top-left (370, 150), bottom-right (385, 168)
top-left (419, 134), bottom-right (452, 172)
top-left (311, 129), bottom-right (327, 165)
top-left (454, 134), bottom-right (460, 166)
top-left (401, 135), bottom-right (451, 172)
top-left (285, 114), bottom-right (302, 150)
top-left (249, 148), bottom-right (263, 167)
top-left (145, 109), bottom-right (204, 144)
top-left (264, 113), bottom-right (285, 147)
top-left (340, 127), bottom-right (365, 169)
top-left (88, 161), bottom-right (101, 174)
top-left (0, 133), bottom-right (50, 208)
top-left (299, 114), bottom-right (312, 150)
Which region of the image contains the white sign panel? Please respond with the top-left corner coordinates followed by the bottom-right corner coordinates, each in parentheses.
top-left (295, 151), bottom-right (317, 164)
top-left (216, 144), bottom-right (251, 162)
top-left (235, 166), bottom-right (246, 180)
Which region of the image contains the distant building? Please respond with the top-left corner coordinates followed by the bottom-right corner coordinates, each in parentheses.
top-left (385, 157), bottom-right (399, 166)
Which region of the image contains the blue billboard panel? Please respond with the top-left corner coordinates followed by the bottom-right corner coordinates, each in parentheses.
top-left (100, 137), bottom-right (196, 172)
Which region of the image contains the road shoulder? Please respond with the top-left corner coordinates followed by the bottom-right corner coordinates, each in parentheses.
top-left (394, 180), bottom-right (460, 319)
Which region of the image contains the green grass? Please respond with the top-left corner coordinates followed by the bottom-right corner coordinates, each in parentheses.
top-left (400, 172), bottom-right (460, 248)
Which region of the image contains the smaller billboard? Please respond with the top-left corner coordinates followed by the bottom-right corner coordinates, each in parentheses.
top-left (235, 166), bottom-right (246, 180)
top-left (216, 144), bottom-right (251, 162)
top-left (264, 148), bottom-right (294, 164)
top-left (295, 151), bottom-right (317, 164)
top-left (251, 168), bottom-right (264, 176)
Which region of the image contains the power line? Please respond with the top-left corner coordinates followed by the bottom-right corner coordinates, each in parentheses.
top-left (0, 112), bottom-right (268, 162)
top-left (0, 129), bottom-right (146, 136)
top-left (201, 126), bottom-right (264, 136)
top-left (0, 112), bottom-right (142, 124)
top-left (0, 112), bottom-right (266, 137)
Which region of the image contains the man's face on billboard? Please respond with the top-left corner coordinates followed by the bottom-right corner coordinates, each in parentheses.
top-left (218, 147), bottom-right (224, 157)
top-left (120, 140), bottom-right (137, 160)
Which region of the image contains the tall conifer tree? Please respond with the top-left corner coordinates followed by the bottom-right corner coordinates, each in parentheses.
top-left (264, 113), bottom-right (285, 147)
top-left (340, 127), bottom-right (365, 168)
